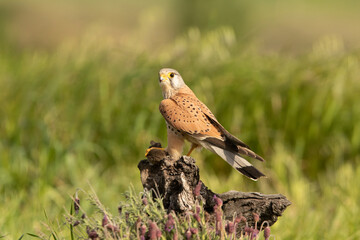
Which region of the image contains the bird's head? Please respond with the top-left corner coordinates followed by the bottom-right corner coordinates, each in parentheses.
top-left (158, 68), bottom-right (186, 99)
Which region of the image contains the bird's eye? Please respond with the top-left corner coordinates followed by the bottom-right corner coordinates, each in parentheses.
top-left (169, 72), bottom-right (175, 78)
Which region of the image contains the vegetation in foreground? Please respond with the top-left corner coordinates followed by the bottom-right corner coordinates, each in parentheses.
top-left (33, 187), bottom-right (271, 240)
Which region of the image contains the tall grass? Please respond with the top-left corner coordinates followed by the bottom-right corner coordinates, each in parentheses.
top-left (1, 28), bottom-right (360, 239)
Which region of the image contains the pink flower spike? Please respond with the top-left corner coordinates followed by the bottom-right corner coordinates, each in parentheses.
top-left (74, 194), bottom-right (80, 214)
top-left (140, 224), bottom-right (147, 236)
top-left (190, 227), bottom-right (198, 235)
top-left (165, 214), bottom-right (175, 232)
top-left (102, 214), bottom-right (109, 227)
top-left (156, 229), bottom-right (162, 238)
top-left (194, 181), bottom-right (202, 197)
top-left (225, 222), bottom-right (234, 234)
top-left (185, 229), bottom-right (192, 240)
top-left (213, 195), bottom-right (223, 207)
top-left (253, 213), bottom-right (260, 222)
top-left (148, 221), bottom-right (158, 240)
top-left (264, 227), bottom-right (271, 240)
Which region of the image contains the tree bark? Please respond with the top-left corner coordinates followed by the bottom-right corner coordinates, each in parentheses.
top-left (138, 141), bottom-right (291, 229)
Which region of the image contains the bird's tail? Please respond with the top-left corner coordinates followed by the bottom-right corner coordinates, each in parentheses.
top-left (206, 145), bottom-right (265, 181)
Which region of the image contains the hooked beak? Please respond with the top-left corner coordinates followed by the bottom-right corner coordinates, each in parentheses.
top-left (159, 73), bottom-right (169, 83)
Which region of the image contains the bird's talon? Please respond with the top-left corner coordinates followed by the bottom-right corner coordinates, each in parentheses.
top-left (186, 144), bottom-right (198, 156)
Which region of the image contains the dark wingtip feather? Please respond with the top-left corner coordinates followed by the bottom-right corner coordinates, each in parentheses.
top-left (255, 154), bottom-right (265, 162)
top-left (237, 146), bottom-right (265, 162)
top-left (236, 166), bottom-right (265, 181)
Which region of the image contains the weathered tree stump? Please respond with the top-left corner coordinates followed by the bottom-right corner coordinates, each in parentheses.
top-left (138, 141), bottom-right (291, 229)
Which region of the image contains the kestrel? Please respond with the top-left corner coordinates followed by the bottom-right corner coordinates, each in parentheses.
top-left (151, 68), bottom-right (265, 180)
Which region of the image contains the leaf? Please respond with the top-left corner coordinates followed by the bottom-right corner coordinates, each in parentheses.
top-left (26, 233), bottom-right (42, 239)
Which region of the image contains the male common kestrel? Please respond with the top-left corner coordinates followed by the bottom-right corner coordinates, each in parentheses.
top-left (152, 68), bottom-right (265, 180)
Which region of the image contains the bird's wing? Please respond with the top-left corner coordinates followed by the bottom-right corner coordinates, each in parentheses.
top-left (159, 94), bottom-right (223, 139)
top-left (160, 93), bottom-right (265, 161)
top-left (204, 115), bottom-right (265, 162)
top-left (193, 97), bottom-right (264, 161)
top-left (159, 93), bottom-right (265, 180)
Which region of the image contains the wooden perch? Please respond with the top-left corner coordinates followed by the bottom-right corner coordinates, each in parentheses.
top-left (138, 141), bottom-right (291, 229)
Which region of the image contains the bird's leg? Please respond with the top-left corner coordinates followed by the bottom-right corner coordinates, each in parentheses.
top-left (166, 127), bottom-right (185, 160)
top-left (145, 147), bottom-right (165, 157)
top-left (186, 143), bottom-right (198, 156)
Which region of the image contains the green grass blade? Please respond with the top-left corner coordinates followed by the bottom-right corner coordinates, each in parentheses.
top-left (26, 233), bottom-right (42, 239)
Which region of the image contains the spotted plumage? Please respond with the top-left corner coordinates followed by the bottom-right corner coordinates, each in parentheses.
top-left (157, 68), bottom-right (265, 180)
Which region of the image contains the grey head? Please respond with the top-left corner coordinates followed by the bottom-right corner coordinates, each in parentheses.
top-left (158, 68), bottom-right (186, 98)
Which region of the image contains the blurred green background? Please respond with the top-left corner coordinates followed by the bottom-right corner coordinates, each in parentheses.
top-left (1, 0), bottom-right (360, 239)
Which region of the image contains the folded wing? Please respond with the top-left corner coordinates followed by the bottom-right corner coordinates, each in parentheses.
top-left (159, 93), bottom-right (265, 180)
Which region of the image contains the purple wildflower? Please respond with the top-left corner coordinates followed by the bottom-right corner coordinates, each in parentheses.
top-left (253, 213), bottom-right (260, 222)
top-left (156, 229), bottom-right (162, 238)
top-left (213, 195), bottom-right (223, 236)
top-left (216, 220), bottom-right (222, 236)
top-left (244, 226), bottom-right (253, 236)
top-left (215, 207), bottom-right (222, 222)
top-left (215, 207), bottom-right (223, 235)
top-left (74, 193), bottom-right (80, 215)
top-left (106, 224), bottom-right (119, 233)
top-left (87, 227), bottom-right (99, 240)
top-left (148, 221), bottom-right (158, 240)
top-left (235, 215), bottom-right (247, 224)
top-left (185, 229), bottom-right (192, 240)
top-left (251, 229), bottom-right (259, 240)
top-left (142, 197), bottom-right (148, 206)
top-left (102, 214), bottom-right (109, 227)
top-left (193, 205), bottom-right (201, 223)
top-left (193, 213), bottom-right (201, 223)
top-left (196, 205), bottom-right (201, 214)
top-left (264, 227), bottom-right (271, 240)
top-left (213, 195), bottom-right (223, 207)
top-left (190, 228), bottom-right (198, 235)
top-left (156, 228), bottom-right (161, 238)
top-left (140, 224), bottom-right (147, 240)
top-left (225, 221), bottom-right (234, 234)
top-left (194, 181), bottom-right (202, 197)
top-left (165, 214), bottom-right (175, 232)
top-left (88, 231), bottom-right (99, 240)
